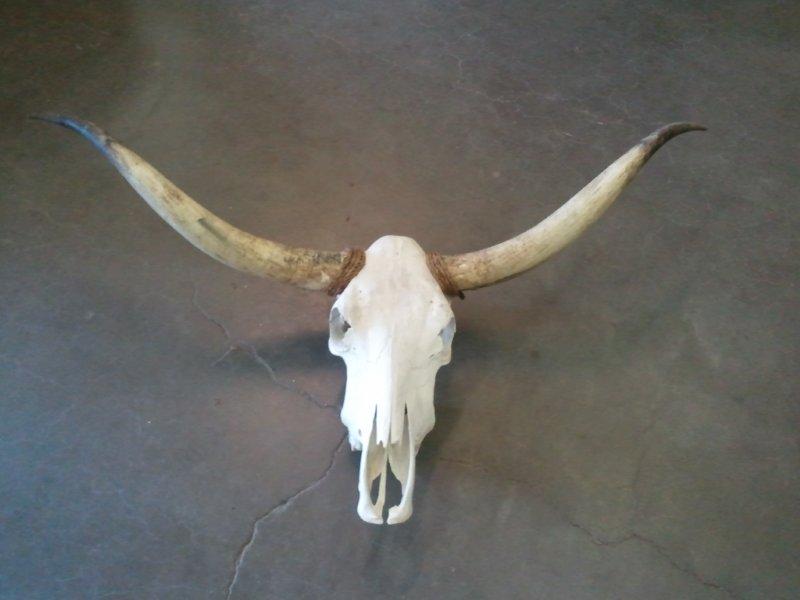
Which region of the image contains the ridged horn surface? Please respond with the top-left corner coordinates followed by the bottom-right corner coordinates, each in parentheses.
top-left (441, 123), bottom-right (706, 291)
top-left (34, 115), bottom-right (346, 291)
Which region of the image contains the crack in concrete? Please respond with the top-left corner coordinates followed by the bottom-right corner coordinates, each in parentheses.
top-left (563, 520), bottom-right (741, 599)
top-left (631, 533), bottom-right (740, 599)
top-left (436, 456), bottom-right (740, 599)
top-left (190, 284), bottom-right (235, 347)
top-left (191, 284), bottom-right (338, 413)
top-left (225, 434), bottom-right (348, 599)
top-left (240, 341), bottom-right (338, 412)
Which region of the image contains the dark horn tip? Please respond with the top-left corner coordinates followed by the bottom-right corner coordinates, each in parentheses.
top-left (640, 122), bottom-right (706, 160)
top-left (29, 113), bottom-right (69, 124)
top-left (30, 113), bottom-right (113, 153)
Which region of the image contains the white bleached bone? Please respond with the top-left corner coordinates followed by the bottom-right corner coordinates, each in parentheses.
top-left (329, 236), bottom-right (454, 524)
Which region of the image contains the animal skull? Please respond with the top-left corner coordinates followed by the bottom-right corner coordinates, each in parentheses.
top-left (37, 115), bottom-right (704, 524)
top-left (330, 236), bottom-right (454, 523)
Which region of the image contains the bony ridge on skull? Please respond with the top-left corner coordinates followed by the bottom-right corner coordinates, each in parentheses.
top-left (35, 114), bottom-right (705, 524)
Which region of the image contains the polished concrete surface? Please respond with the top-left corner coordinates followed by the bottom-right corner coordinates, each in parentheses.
top-left (1, 2), bottom-right (798, 598)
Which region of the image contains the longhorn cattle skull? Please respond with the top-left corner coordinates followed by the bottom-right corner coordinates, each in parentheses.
top-left (37, 115), bottom-right (704, 524)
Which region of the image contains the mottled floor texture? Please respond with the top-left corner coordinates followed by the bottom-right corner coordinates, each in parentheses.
top-left (1, 1), bottom-right (798, 599)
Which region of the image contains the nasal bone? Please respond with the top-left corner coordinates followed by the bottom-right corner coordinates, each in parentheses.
top-left (356, 411), bottom-right (416, 525)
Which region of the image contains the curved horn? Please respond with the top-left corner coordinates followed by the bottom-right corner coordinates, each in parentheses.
top-left (441, 123), bottom-right (706, 291)
top-left (33, 115), bottom-right (348, 291)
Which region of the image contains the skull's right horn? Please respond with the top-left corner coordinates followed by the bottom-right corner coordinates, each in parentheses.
top-left (439, 123), bottom-right (706, 292)
top-left (32, 115), bottom-right (351, 292)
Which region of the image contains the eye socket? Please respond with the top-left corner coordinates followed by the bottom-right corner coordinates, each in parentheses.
top-left (439, 317), bottom-right (456, 348)
top-left (329, 307), bottom-right (351, 339)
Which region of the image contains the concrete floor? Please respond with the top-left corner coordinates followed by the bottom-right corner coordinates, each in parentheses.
top-left (1, 1), bottom-right (798, 598)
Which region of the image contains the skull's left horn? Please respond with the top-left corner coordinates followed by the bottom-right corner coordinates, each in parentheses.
top-left (33, 115), bottom-right (349, 291)
top-left (439, 123), bottom-right (706, 292)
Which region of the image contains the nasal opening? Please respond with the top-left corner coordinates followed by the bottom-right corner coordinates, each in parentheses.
top-left (356, 410), bottom-right (417, 525)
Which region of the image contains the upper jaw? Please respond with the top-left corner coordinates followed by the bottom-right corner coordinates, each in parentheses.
top-left (355, 412), bottom-right (417, 525)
